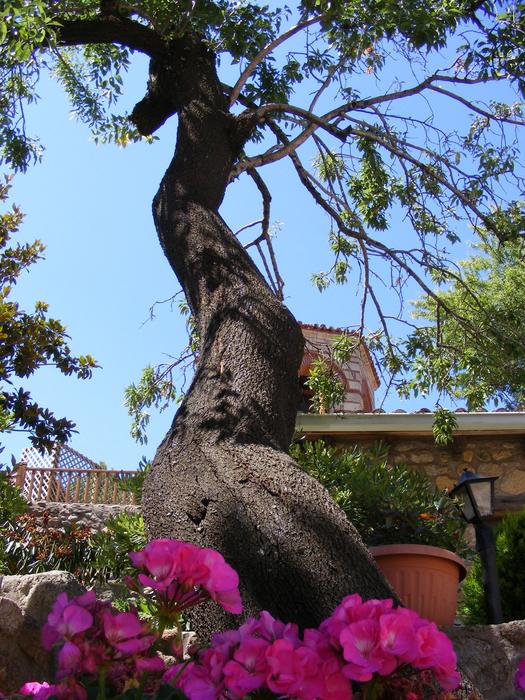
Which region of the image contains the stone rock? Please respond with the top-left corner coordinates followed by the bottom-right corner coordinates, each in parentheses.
top-left (436, 475), bottom-right (456, 491)
top-left (491, 448), bottom-right (517, 461)
top-left (407, 450), bottom-right (435, 465)
top-left (1, 571), bottom-right (84, 627)
top-left (500, 470), bottom-right (525, 496)
top-left (27, 501), bottom-right (140, 532)
top-left (0, 572), bottom-right (85, 694)
top-left (445, 620), bottom-right (525, 700)
top-left (0, 595), bottom-right (24, 635)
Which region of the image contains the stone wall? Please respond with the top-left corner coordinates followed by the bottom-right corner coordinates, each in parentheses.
top-left (27, 501), bottom-right (141, 531)
top-left (332, 434), bottom-right (525, 518)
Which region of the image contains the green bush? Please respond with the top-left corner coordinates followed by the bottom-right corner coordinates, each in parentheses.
top-left (0, 465), bottom-right (27, 525)
top-left (115, 457), bottom-right (151, 504)
top-left (90, 511), bottom-right (147, 583)
top-left (460, 508), bottom-right (525, 623)
top-left (0, 509), bottom-right (146, 586)
top-left (291, 440), bottom-right (471, 558)
top-left (0, 510), bottom-right (97, 579)
top-left (458, 557), bottom-right (487, 624)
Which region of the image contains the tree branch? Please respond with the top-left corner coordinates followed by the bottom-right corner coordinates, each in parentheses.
top-left (56, 17), bottom-right (165, 58)
top-left (229, 15), bottom-right (324, 107)
top-left (428, 84), bottom-right (525, 126)
top-left (247, 168), bottom-right (284, 299)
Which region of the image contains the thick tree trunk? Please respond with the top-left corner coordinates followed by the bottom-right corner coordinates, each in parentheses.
top-left (141, 34), bottom-right (395, 638)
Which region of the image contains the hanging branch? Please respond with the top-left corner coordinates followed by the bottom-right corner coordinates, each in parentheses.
top-left (247, 168), bottom-right (285, 300)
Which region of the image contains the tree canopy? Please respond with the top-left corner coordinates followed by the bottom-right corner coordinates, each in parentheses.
top-left (400, 234), bottom-right (525, 410)
top-left (2, 0), bottom-right (524, 353)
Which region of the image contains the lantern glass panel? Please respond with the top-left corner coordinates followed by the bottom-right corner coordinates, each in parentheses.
top-left (470, 480), bottom-right (493, 518)
top-left (456, 487), bottom-right (476, 522)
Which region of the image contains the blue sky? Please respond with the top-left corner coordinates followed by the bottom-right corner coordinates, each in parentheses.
top-left (3, 30), bottom-right (521, 469)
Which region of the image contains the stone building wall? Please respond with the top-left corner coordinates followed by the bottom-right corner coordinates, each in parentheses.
top-left (332, 434), bottom-right (525, 518)
top-left (27, 501), bottom-right (141, 531)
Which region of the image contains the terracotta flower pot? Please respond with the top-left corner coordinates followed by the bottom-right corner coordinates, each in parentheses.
top-left (370, 544), bottom-right (468, 626)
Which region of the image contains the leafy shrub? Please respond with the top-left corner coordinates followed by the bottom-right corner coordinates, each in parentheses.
top-left (115, 457), bottom-right (151, 504)
top-left (90, 511), bottom-right (147, 583)
top-left (0, 510), bottom-right (97, 578)
top-left (0, 509), bottom-right (146, 586)
top-left (458, 557), bottom-right (487, 624)
top-left (291, 440), bottom-right (471, 557)
top-left (0, 464), bottom-right (27, 525)
top-left (460, 508), bottom-right (525, 623)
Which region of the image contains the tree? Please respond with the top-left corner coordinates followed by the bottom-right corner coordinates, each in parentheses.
top-left (1, 0), bottom-right (524, 633)
top-left (397, 233), bottom-right (525, 410)
top-left (0, 177), bottom-right (97, 451)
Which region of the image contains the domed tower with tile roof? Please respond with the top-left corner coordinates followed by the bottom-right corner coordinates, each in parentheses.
top-left (299, 323), bottom-right (380, 413)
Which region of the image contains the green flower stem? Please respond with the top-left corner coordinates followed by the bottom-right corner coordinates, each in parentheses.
top-left (136, 672), bottom-right (147, 699)
top-left (175, 613), bottom-right (183, 655)
top-left (97, 667), bottom-right (107, 700)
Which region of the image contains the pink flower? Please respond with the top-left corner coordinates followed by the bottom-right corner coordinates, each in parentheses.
top-left (198, 548), bottom-right (242, 614)
top-left (340, 618), bottom-right (397, 681)
top-left (266, 638), bottom-right (324, 700)
top-left (239, 610), bottom-right (299, 645)
top-left (223, 637), bottom-right (269, 695)
top-left (303, 629), bottom-right (352, 700)
top-left (129, 539), bottom-right (242, 615)
top-left (57, 641), bottom-right (82, 676)
top-left (320, 594), bottom-right (394, 648)
top-left (516, 656), bottom-right (525, 690)
top-left (413, 622), bottom-right (453, 668)
top-left (379, 613), bottom-right (418, 663)
top-left (172, 661), bottom-right (221, 700)
top-left (102, 610), bottom-right (155, 655)
top-left (19, 682), bottom-right (56, 699)
top-left (42, 593), bottom-right (94, 651)
top-left (135, 655), bottom-right (166, 674)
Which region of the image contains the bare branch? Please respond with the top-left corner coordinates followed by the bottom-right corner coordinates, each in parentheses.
top-left (247, 168), bottom-right (285, 299)
top-left (235, 219), bottom-right (264, 236)
top-left (428, 84), bottom-right (525, 126)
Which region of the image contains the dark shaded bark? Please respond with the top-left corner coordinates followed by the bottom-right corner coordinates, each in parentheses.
top-left (140, 33), bottom-right (395, 637)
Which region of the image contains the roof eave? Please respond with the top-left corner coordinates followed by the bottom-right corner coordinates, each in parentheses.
top-left (295, 412), bottom-right (525, 436)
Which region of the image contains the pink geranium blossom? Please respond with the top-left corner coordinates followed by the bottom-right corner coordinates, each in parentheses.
top-left (102, 610), bottom-right (156, 655)
top-left (266, 638), bottom-right (324, 700)
top-left (128, 539), bottom-right (242, 616)
top-left (340, 618), bottom-right (397, 681)
top-left (379, 613), bottom-right (419, 663)
top-left (223, 636), bottom-right (269, 695)
top-left (23, 540), bottom-right (463, 700)
top-left (19, 682), bottom-right (57, 700)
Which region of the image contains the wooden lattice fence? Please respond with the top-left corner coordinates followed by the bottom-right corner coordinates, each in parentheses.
top-left (13, 444), bottom-right (139, 505)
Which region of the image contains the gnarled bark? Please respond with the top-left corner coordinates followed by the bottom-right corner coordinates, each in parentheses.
top-left (140, 33), bottom-right (395, 637)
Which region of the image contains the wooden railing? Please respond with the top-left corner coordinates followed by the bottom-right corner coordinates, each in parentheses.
top-left (13, 463), bottom-right (139, 505)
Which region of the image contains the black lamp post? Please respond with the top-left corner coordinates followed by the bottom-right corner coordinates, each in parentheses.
top-left (450, 469), bottom-right (503, 624)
